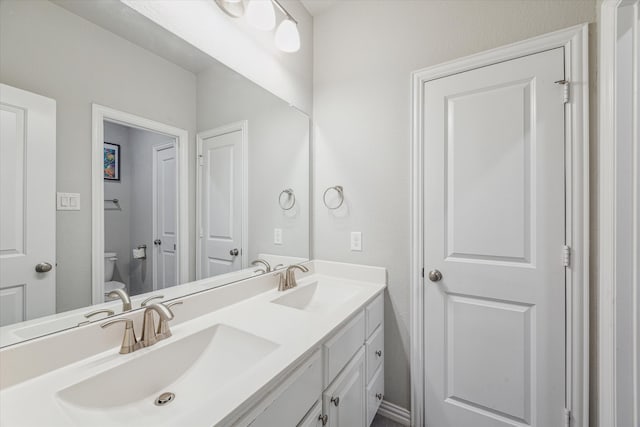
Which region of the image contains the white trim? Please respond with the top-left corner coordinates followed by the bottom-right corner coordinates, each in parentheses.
top-left (410, 24), bottom-right (590, 427)
top-left (195, 121), bottom-right (249, 279)
top-left (377, 400), bottom-right (411, 426)
top-left (151, 142), bottom-right (178, 291)
top-left (599, 2), bottom-right (640, 426)
top-left (91, 104), bottom-right (189, 304)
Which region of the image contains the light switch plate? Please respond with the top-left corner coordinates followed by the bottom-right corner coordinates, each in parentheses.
top-left (274, 228), bottom-right (283, 245)
top-left (57, 192), bottom-right (80, 211)
top-left (350, 231), bottom-right (362, 251)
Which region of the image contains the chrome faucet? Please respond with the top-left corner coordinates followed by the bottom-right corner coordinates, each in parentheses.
top-left (251, 259), bottom-right (272, 273)
top-left (107, 288), bottom-right (132, 312)
top-left (277, 264), bottom-right (309, 291)
top-left (141, 303), bottom-right (175, 347)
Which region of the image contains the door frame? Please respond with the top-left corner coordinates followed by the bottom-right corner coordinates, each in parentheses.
top-left (195, 120), bottom-right (249, 279)
top-left (151, 142), bottom-right (178, 291)
top-left (91, 104), bottom-right (189, 303)
top-left (598, 1), bottom-right (639, 425)
top-left (409, 24), bottom-right (590, 427)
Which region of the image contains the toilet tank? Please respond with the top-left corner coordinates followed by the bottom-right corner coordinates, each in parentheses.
top-left (104, 252), bottom-right (118, 282)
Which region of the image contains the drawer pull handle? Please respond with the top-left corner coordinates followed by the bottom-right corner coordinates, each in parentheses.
top-left (318, 414), bottom-right (328, 426)
top-left (331, 396), bottom-right (340, 407)
top-left (375, 350), bottom-right (382, 357)
top-left (376, 393), bottom-right (383, 400)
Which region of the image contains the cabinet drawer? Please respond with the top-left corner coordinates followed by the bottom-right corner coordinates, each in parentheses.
top-left (298, 401), bottom-right (323, 427)
top-left (323, 310), bottom-right (365, 387)
top-left (365, 293), bottom-right (383, 338)
top-left (366, 366), bottom-right (384, 426)
top-left (365, 325), bottom-right (384, 383)
top-left (248, 350), bottom-right (322, 427)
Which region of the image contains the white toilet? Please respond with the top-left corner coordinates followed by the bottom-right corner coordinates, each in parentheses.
top-left (104, 252), bottom-right (126, 300)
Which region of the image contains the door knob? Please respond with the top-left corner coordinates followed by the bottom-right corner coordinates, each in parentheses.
top-left (154, 239), bottom-right (162, 246)
top-left (318, 414), bottom-right (328, 426)
top-left (229, 248), bottom-right (239, 256)
top-left (35, 262), bottom-right (53, 273)
top-left (428, 269), bottom-right (443, 282)
top-left (331, 396), bottom-right (340, 407)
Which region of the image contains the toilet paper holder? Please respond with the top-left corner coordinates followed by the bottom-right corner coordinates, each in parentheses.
top-left (133, 244), bottom-right (147, 260)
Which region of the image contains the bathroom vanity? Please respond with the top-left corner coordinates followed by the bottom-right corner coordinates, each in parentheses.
top-left (0, 261), bottom-right (385, 426)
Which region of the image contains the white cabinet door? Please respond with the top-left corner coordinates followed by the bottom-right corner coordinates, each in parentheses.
top-left (298, 401), bottom-right (324, 427)
top-left (323, 347), bottom-right (365, 427)
top-left (0, 84), bottom-right (56, 326)
top-left (423, 48), bottom-right (566, 426)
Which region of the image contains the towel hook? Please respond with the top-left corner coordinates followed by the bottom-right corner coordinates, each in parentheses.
top-left (323, 185), bottom-right (344, 210)
top-left (278, 188), bottom-right (296, 210)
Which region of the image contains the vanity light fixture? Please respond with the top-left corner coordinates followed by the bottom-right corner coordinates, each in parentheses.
top-left (214, 0), bottom-right (245, 18)
top-left (246, 0), bottom-right (276, 31)
top-left (273, 0), bottom-right (300, 53)
top-left (216, 0), bottom-right (301, 53)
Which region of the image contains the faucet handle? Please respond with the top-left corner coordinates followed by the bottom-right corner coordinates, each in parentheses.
top-left (101, 318), bottom-right (139, 354)
top-left (157, 301), bottom-right (182, 338)
top-left (140, 295), bottom-right (164, 307)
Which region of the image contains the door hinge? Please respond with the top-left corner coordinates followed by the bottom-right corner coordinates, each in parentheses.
top-left (421, 268), bottom-right (424, 278)
top-left (563, 245), bottom-right (571, 267)
top-left (199, 227), bottom-right (204, 238)
top-left (555, 79), bottom-right (570, 103)
top-left (564, 408), bottom-right (571, 427)
top-left (198, 154), bottom-right (204, 166)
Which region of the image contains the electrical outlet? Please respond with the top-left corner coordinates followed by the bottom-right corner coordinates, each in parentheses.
top-left (350, 231), bottom-right (362, 251)
top-left (274, 228), bottom-right (283, 245)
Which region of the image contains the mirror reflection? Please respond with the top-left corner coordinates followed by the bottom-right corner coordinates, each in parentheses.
top-left (0, 0), bottom-right (309, 347)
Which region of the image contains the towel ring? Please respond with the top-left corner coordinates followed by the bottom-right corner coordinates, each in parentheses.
top-left (278, 188), bottom-right (296, 210)
top-left (323, 185), bottom-right (344, 210)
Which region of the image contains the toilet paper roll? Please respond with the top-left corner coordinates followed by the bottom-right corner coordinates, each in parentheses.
top-left (132, 248), bottom-right (146, 259)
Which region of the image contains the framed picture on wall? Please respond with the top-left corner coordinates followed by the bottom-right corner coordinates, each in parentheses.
top-left (104, 142), bottom-right (120, 181)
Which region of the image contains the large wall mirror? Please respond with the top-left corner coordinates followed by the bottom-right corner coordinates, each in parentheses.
top-left (0, 0), bottom-right (310, 347)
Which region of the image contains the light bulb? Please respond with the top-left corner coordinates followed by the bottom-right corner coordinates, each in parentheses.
top-left (275, 18), bottom-right (300, 52)
top-left (246, 0), bottom-right (276, 31)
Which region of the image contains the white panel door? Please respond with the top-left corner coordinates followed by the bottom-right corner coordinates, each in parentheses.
top-left (198, 128), bottom-right (244, 278)
top-left (0, 84), bottom-right (56, 326)
top-left (153, 144), bottom-right (177, 290)
top-left (423, 48), bottom-right (566, 426)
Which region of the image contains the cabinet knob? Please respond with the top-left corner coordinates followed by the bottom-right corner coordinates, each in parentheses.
top-left (330, 396), bottom-right (340, 407)
top-left (318, 414), bottom-right (328, 426)
top-left (375, 350), bottom-right (382, 357)
top-left (376, 393), bottom-right (383, 401)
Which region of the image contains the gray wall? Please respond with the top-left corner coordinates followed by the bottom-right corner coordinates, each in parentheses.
top-left (197, 64), bottom-right (310, 262)
top-left (0, 0), bottom-right (197, 312)
top-left (312, 0), bottom-right (598, 411)
top-left (104, 122), bottom-right (132, 287)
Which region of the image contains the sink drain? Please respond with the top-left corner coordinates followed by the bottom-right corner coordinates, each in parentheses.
top-left (155, 392), bottom-right (175, 406)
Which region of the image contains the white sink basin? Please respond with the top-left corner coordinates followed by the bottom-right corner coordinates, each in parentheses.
top-left (56, 324), bottom-right (278, 424)
top-left (271, 280), bottom-right (361, 314)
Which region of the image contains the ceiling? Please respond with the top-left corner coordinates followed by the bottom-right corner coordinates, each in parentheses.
top-left (300, 0), bottom-right (338, 17)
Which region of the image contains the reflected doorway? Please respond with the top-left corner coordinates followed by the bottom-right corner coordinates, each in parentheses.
top-left (103, 122), bottom-right (177, 299)
top-left (92, 104), bottom-right (189, 305)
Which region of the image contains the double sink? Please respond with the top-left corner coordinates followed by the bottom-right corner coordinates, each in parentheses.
top-left (52, 279), bottom-right (362, 425)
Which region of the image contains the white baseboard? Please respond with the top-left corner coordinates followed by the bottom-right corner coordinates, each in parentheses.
top-left (377, 400), bottom-right (411, 426)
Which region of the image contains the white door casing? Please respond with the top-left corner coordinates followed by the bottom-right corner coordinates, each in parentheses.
top-left (423, 48), bottom-right (565, 426)
top-left (410, 24), bottom-right (589, 427)
top-left (599, 1), bottom-right (640, 426)
top-left (0, 84), bottom-right (56, 326)
top-left (152, 143), bottom-right (178, 290)
top-left (91, 104), bottom-right (189, 304)
top-left (196, 121), bottom-right (248, 279)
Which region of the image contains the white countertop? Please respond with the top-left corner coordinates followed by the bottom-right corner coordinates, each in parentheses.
top-left (0, 260), bottom-right (386, 426)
